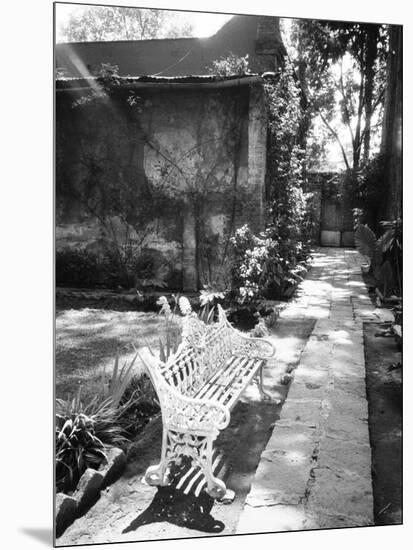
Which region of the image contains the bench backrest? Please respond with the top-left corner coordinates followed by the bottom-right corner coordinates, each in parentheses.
top-left (158, 307), bottom-right (233, 396)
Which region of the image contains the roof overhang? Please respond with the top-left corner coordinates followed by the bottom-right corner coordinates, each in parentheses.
top-left (56, 74), bottom-right (264, 93)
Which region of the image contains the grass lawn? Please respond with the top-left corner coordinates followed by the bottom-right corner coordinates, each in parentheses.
top-left (56, 307), bottom-right (181, 402)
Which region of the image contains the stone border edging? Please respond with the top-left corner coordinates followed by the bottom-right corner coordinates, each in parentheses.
top-left (56, 447), bottom-right (126, 537)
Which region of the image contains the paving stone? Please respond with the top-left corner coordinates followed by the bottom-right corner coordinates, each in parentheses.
top-left (305, 306), bottom-right (330, 319)
top-left (291, 364), bottom-right (329, 388)
top-left (300, 338), bottom-right (333, 357)
top-left (331, 347), bottom-right (365, 367)
top-left (317, 436), bottom-right (372, 478)
top-left (332, 376), bottom-right (368, 399)
top-left (278, 398), bottom-right (322, 426)
top-left (324, 388), bottom-right (369, 416)
top-left (322, 406), bottom-right (370, 442)
top-left (245, 444), bottom-right (313, 506)
top-left (264, 423), bottom-right (318, 453)
top-left (315, 511), bottom-right (373, 529)
top-left (237, 504), bottom-right (319, 534)
top-left (287, 380), bottom-right (325, 400)
top-left (307, 466), bottom-right (374, 523)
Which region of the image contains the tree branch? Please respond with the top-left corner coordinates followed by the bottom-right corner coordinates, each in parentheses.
top-left (318, 112), bottom-right (351, 170)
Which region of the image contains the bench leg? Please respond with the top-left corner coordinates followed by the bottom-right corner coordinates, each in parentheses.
top-left (144, 425), bottom-right (171, 487)
top-left (257, 363), bottom-right (271, 400)
top-left (145, 427), bottom-right (227, 500)
top-left (203, 436), bottom-right (227, 500)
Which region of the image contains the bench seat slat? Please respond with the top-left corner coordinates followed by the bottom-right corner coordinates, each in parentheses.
top-left (200, 357), bottom-right (251, 403)
top-left (217, 357), bottom-right (263, 410)
top-left (194, 356), bottom-right (242, 401)
top-left (224, 358), bottom-right (265, 410)
top-left (194, 355), bottom-right (265, 410)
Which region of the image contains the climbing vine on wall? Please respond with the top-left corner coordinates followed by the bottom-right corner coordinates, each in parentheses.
top-left (57, 69), bottom-right (249, 290)
top-left (230, 61), bottom-right (314, 304)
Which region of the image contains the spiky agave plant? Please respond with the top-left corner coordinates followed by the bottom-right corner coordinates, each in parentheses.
top-left (55, 387), bottom-right (127, 493)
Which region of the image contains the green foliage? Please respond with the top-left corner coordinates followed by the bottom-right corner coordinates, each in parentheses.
top-left (227, 62), bottom-right (313, 306)
top-left (354, 224), bottom-right (377, 259)
top-left (353, 154), bottom-right (387, 231)
top-left (198, 285), bottom-right (225, 323)
top-left (208, 53), bottom-right (251, 76)
top-left (56, 388), bottom-right (127, 493)
top-left (249, 315), bottom-right (270, 338)
top-left (56, 346), bottom-right (155, 492)
top-left (120, 372), bottom-right (159, 411)
top-left (101, 351), bottom-right (139, 409)
top-left (59, 6), bottom-right (194, 42)
top-left (230, 225), bottom-right (310, 305)
top-left (56, 245), bottom-right (165, 290)
top-left (354, 219), bottom-right (402, 296)
top-left (147, 289), bottom-right (227, 364)
top-left (56, 247), bottom-right (101, 287)
top-left (144, 296), bottom-right (183, 363)
top-left (264, 64), bottom-right (312, 239)
top-left (101, 243), bottom-right (166, 290)
top-left (287, 19), bottom-right (388, 169)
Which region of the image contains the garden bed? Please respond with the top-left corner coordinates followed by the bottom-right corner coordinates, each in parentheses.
top-left (363, 321), bottom-right (402, 525)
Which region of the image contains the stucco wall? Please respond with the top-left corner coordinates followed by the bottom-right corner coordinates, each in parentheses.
top-left (56, 83), bottom-right (267, 290)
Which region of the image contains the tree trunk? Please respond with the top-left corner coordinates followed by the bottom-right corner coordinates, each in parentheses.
top-left (380, 25), bottom-right (402, 221)
top-left (353, 71), bottom-right (365, 170)
top-left (363, 28), bottom-right (379, 162)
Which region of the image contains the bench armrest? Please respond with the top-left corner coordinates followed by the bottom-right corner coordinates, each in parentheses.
top-left (229, 330), bottom-right (275, 360)
top-left (231, 327), bottom-right (275, 360)
top-left (217, 305), bottom-right (275, 360)
top-left (140, 350), bottom-right (230, 434)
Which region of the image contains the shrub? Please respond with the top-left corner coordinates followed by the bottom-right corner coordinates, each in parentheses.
top-left (101, 245), bottom-right (166, 290)
top-left (353, 154), bottom-right (387, 232)
top-left (354, 218), bottom-right (402, 297)
top-left (117, 373), bottom-right (160, 437)
top-left (227, 63), bottom-right (314, 306)
top-left (208, 53), bottom-right (250, 76)
top-left (56, 247), bottom-right (101, 288)
top-left (56, 245), bottom-right (165, 290)
top-left (56, 388), bottom-right (127, 493)
top-left (230, 224), bottom-right (310, 305)
top-left (56, 350), bottom-right (142, 493)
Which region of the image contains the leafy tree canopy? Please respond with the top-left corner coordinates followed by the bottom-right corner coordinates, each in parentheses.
top-left (59, 6), bottom-right (194, 42)
top-left (285, 18), bottom-right (388, 170)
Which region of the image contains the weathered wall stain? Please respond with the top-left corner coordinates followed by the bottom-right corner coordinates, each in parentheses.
top-left (56, 81), bottom-right (268, 290)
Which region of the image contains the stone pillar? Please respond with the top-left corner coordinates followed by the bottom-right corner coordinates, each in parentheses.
top-left (182, 207), bottom-right (197, 291)
top-left (247, 84), bottom-right (267, 233)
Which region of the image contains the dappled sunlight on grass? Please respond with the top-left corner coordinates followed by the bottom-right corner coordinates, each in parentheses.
top-left (56, 308), bottom-right (181, 400)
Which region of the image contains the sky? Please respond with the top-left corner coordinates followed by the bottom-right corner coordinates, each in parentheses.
top-left (55, 2), bottom-right (234, 42)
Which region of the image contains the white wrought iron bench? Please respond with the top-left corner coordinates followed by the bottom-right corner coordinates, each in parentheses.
top-left (142, 304), bottom-right (275, 500)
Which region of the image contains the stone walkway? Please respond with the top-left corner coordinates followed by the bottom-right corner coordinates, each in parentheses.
top-left (237, 247), bottom-right (388, 534)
